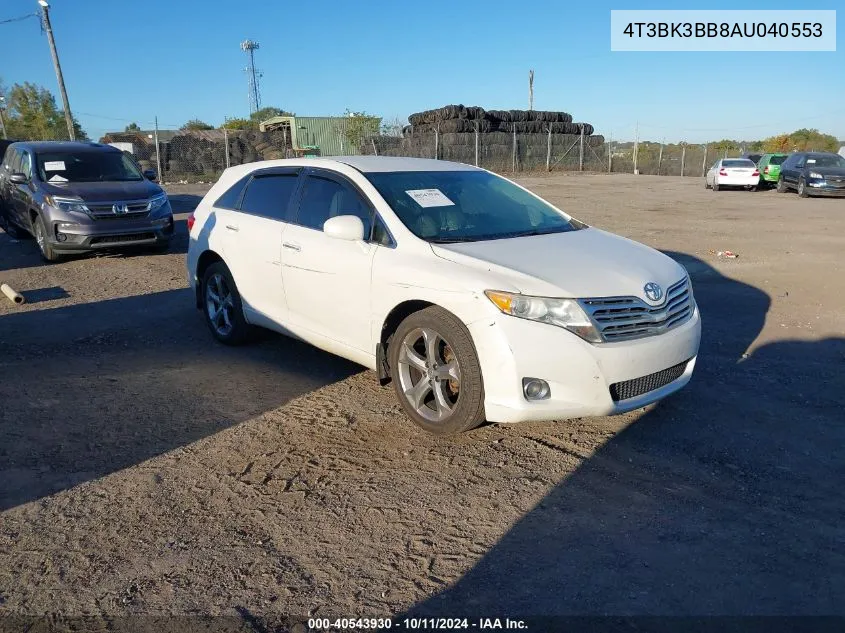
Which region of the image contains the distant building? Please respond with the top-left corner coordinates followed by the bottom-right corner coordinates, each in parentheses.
top-left (259, 115), bottom-right (379, 156)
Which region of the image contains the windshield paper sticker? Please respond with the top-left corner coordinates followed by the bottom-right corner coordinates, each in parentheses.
top-left (44, 161), bottom-right (66, 171)
top-left (48, 174), bottom-right (69, 183)
top-left (405, 189), bottom-right (455, 208)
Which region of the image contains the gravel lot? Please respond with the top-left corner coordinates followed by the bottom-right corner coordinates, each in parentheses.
top-left (1, 174), bottom-right (843, 629)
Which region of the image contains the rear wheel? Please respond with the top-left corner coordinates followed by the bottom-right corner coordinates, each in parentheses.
top-left (389, 306), bottom-right (485, 435)
top-left (33, 214), bottom-right (62, 262)
top-left (777, 176), bottom-right (788, 193)
top-left (712, 180), bottom-right (720, 192)
top-left (704, 178), bottom-right (710, 189)
top-left (797, 177), bottom-right (809, 198)
top-left (201, 262), bottom-right (253, 345)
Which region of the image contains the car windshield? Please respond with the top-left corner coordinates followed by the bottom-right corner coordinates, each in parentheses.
top-left (769, 155), bottom-right (787, 165)
top-left (365, 170), bottom-right (584, 243)
top-left (36, 151), bottom-right (143, 183)
top-left (805, 155), bottom-right (845, 168)
top-left (723, 159), bottom-right (756, 168)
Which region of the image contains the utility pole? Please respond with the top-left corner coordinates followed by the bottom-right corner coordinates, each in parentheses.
top-left (0, 96), bottom-right (7, 139)
top-left (633, 121), bottom-right (639, 175)
top-left (528, 70), bottom-right (534, 111)
top-left (38, 1), bottom-right (75, 141)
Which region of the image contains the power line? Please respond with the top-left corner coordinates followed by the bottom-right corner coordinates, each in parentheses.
top-left (0, 13), bottom-right (38, 25)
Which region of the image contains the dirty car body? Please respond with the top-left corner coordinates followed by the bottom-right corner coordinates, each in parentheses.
top-left (186, 156), bottom-right (701, 434)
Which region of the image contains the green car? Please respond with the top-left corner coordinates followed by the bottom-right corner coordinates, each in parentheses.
top-left (757, 153), bottom-right (789, 186)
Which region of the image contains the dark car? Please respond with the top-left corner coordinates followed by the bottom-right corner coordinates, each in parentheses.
top-left (742, 153), bottom-right (763, 165)
top-left (0, 141), bottom-right (173, 261)
top-left (777, 151), bottom-right (845, 198)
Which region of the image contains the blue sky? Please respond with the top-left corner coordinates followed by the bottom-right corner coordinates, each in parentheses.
top-left (1, 0), bottom-right (842, 143)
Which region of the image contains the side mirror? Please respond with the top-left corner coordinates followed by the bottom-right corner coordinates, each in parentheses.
top-left (9, 172), bottom-right (28, 185)
top-left (143, 169), bottom-right (157, 181)
top-left (323, 215), bottom-right (365, 241)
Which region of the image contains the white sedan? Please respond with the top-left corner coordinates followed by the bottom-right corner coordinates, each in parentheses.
top-left (186, 157), bottom-right (701, 435)
top-left (705, 158), bottom-right (760, 191)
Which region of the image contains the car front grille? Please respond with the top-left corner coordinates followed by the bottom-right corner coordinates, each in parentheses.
top-left (87, 200), bottom-right (151, 219)
top-left (90, 232), bottom-right (156, 245)
top-left (609, 359), bottom-right (691, 402)
top-left (579, 277), bottom-right (693, 342)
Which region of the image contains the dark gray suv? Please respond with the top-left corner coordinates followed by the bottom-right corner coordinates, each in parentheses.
top-left (0, 141), bottom-right (173, 261)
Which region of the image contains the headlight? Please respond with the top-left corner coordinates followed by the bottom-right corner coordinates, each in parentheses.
top-left (484, 290), bottom-right (602, 343)
top-left (44, 195), bottom-right (89, 214)
top-left (148, 193), bottom-right (169, 214)
top-left (808, 171), bottom-right (823, 179)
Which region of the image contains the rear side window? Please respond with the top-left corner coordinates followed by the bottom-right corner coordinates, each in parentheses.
top-left (239, 174), bottom-right (299, 220)
top-left (214, 174), bottom-right (250, 209)
top-left (769, 155), bottom-right (787, 166)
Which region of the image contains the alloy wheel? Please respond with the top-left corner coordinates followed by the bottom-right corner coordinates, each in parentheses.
top-left (34, 220), bottom-right (45, 253)
top-left (205, 272), bottom-right (235, 337)
top-left (396, 327), bottom-right (461, 423)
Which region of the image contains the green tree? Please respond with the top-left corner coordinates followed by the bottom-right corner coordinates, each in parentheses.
top-left (221, 117), bottom-right (252, 130)
top-left (249, 107), bottom-right (294, 125)
top-left (340, 109), bottom-right (381, 151)
top-left (4, 81), bottom-right (87, 140)
top-left (182, 119), bottom-right (214, 131)
top-left (124, 122), bottom-right (141, 132)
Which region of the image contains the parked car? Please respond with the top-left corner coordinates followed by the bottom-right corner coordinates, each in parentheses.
top-left (757, 153), bottom-right (789, 188)
top-left (777, 152), bottom-right (845, 198)
top-left (186, 157), bottom-right (701, 435)
top-left (705, 158), bottom-right (760, 191)
top-left (0, 141), bottom-right (173, 260)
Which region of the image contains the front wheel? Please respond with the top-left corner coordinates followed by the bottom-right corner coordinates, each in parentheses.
top-left (389, 306), bottom-right (485, 435)
top-left (201, 262), bottom-right (253, 345)
top-left (33, 214), bottom-right (62, 262)
top-left (797, 177), bottom-right (809, 198)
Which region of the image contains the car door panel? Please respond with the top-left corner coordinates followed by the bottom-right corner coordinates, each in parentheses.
top-left (281, 169), bottom-right (377, 353)
top-left (216, 169), bottom-right (301, 325)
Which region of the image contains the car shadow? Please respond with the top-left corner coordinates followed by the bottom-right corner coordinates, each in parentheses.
top-left (403, 252), bottom-right (845, 618)
top-left (0, 289), bottom-right (362, 511)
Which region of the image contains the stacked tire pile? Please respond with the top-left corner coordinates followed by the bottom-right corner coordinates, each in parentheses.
top-left (374, 105), bottom-right (603, 168)
top-left (164, 130), bottom-right (291, 179)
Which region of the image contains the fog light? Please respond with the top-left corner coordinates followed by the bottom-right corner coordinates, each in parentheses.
top-left (56, 232), bottom-right (67, 242)
top-left (523, 378), bottom-right (550, 401)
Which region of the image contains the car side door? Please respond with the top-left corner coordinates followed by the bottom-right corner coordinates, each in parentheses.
top-left (216, 167), bottom-right (301, 327)
top-left (280, 168), bottom-right (381, 354)
top-left (12, 149), bottom-right (35, 227)
top-left (784, 154), bottom-right (803, 185)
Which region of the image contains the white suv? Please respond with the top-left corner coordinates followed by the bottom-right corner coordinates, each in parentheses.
top-left (186, 157), bottom-right (701, 435)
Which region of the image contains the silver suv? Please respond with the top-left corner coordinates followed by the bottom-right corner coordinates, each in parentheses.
top-left (0, 141), bottom-right (173, 261)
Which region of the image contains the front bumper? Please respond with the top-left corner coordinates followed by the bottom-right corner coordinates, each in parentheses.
top-left (47, 214), bottom-right (174, 252)
top-left (468, 306), bottom-right (701, 423)
top-left (806, 180), bottom-right (845, 197)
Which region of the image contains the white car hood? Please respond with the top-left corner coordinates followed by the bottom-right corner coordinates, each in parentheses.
top-left (430, 227), bottom-right (687, 300)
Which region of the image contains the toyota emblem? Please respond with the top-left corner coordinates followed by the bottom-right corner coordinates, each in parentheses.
top-left (643, 282), bottom-right (663, 302)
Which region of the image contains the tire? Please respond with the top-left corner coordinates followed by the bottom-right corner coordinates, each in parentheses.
top-left (388, 306), bottom-right (485, 435)
top-left (704, 179), bottom-right (710, 189)
top-left (33, 214), bottom-right (62, 262)
top-left (712, 180), bottom-right (720, 192)
top-left (201, 262), bottom-right (253, 345)
top-left (797, 177), bottom-right (809, 198)
top-left (777, 176), bottom-right (788, 193)
top-left (0, 205), bottom-right (18, 237)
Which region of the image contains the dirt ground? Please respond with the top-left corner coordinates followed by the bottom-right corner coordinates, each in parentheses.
top-left (1, 173), bottom-right (843, 630)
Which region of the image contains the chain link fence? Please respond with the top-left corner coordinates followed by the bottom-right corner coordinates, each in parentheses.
top-left (99, 126), bottom-right (750, 184)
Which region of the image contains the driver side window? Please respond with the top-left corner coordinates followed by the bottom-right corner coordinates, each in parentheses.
top-left (19, 151), bottom-right (33, 180)
top-left (296, 175), bottom-right (374, 238)
top-left (794, 156), bottom-right (805, 168)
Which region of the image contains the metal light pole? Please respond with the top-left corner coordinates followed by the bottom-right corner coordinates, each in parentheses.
top-left (38, 0), bottom-right (75, 141)
top-left (0, 96), bottom-right (7, 140)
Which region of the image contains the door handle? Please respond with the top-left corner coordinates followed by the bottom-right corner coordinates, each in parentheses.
top-left (225, 224), bottom-right (239, 232)
top-left (283, 242), bottom-right (301, 252)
